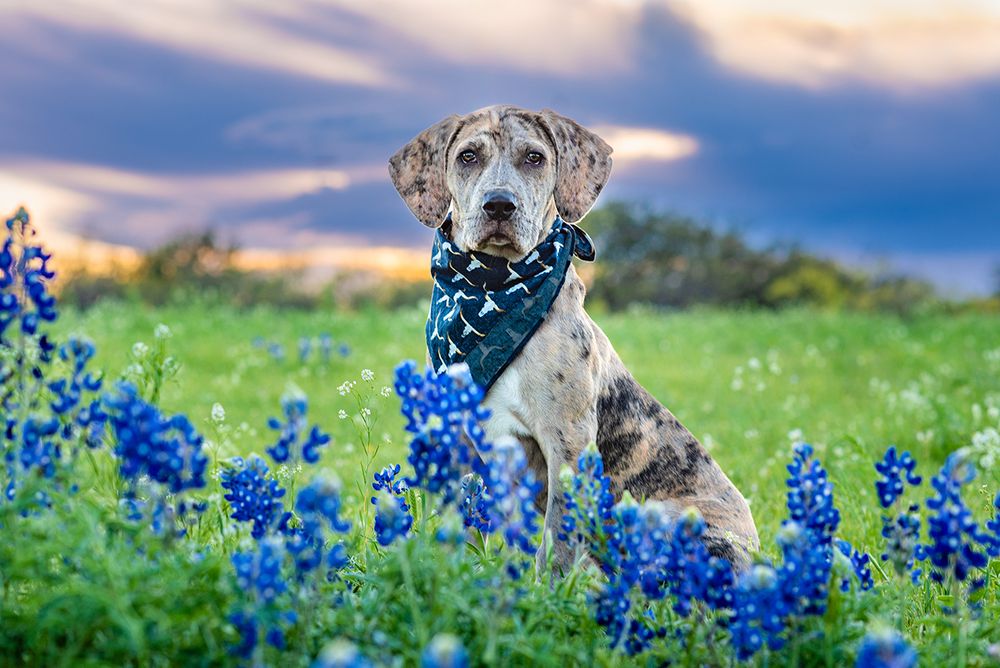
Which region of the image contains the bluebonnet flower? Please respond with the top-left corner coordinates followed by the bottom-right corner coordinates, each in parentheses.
top-left (371, 464), bottom-right (412, 547)
top-left (394, 361), bottom-right (490, 504)
top-left (297, 474), bottom-right (352, 533)
top-left (318, 333), bottom-right (333, 363)
top-left (221, 455), bottom-right (288, 539)
top-left (267, 342), bottom-right (285, 362)
top-left (478, 437), bottom-right (540, 556)
top-left (48, 337), bottom-right (106, 448)
top-left (312, 639), bottom-right (373, 668)
top-left (874, 446), bottom-right (922, 509)
top-left (0, 208), bottom-right (57, 342)
top-left (16, 416), bottom-right (60, 478)
top-left (286, 474), bottom-right (352, 574)
top-left (563, 448), bottom-right (734, 655)
top-left (559, 444), bottom-right (615, 549)
top-left (785, 443), bottom-right (840, 541)
top-left (460, 473), bottom-right (490, 532)
top-left (373, 489), bottom-right (413, 546)
top-left (435, 514), bottom-right (467, 547)
top-left (338, 343), bottom-right (351, 358)
top-left (728, 564), bottom-right (785, 659)
top-left (104, 382), bottom-right (208, 494)
top-left (921, 452), bottom-right (989, 585)
top-left (837, 540), bottom-right (874, 592)
top-left (372, 463), bottom-right (408, 497)
top-left (726, 444), bottom-right (843, 659)
top-left (881, 505), bottom-right (922, 580)
top-left (654, 507), bottom-right (735, 614)
top-left (266, 388), bottom-right (330, 464)
top-left (298, 336), bottom-right (312, 362)
top-left (230, 538), bottom-right (297, 658)
top-left (421, 633), bottom-right (469, 668)
top-left (856, 627), bottom-right (917, 668)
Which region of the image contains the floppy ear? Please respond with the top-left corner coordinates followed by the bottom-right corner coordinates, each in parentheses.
top-left (539, 109), bottom-right (613, 223)
top-left (388, 115), bottom-right (462, 228)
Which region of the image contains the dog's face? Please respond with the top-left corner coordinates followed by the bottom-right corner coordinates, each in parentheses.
top-left (389, 105), bottom-right (613, 260)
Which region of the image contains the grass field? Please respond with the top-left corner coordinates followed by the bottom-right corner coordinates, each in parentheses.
top-left (7, 296), bottom-right (996, 666)
top-left (55, 300), bottom-right (1000, 549)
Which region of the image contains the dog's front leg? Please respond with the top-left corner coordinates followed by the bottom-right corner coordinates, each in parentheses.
top-left (534, 416), bottom-right (596, 577)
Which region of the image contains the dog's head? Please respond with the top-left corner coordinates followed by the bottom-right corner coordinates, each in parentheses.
top-left (389, 105), bottom-right (612, 260)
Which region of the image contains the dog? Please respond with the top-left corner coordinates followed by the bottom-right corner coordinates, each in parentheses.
top-left (389, 105), bottom-right (759, 572)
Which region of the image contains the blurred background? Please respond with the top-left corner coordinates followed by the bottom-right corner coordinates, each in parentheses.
top-left (2, 0), bottom-right (999, 312)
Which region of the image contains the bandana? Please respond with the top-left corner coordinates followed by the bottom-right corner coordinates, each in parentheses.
top-left (426, 218), bottom-right (596, 391)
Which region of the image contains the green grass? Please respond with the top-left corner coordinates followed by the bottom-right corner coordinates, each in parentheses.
top-left (55, 301), bottom-right (1000, 544)
top-left (22, 299), bottom-right (999, 666)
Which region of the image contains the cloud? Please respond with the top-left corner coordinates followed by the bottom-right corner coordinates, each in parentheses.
top-left (669, 0), bottom-right (1000, 90)
top-left (594, 126), bottom-right (699, 164)
top-left (1, 157), bottom-right (388, 246)
top-left (1, 0), bottom-right (396, 87)
top-left (334, 0), bottom-right (642, 77)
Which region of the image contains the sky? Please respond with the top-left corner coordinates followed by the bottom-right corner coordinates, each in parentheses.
top-left (1, 0), bottom-right (999, 294)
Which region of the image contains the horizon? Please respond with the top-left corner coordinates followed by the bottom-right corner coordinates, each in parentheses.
top-left (2, 0), bottom-right (999, 296)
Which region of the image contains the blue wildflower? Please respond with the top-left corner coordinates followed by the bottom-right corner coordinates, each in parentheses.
top-left (460, 473), bottom-right (490, 532)
top-left (267, 342), bottom-right (285, 362)
top-left (312, 639), bottom-right (373, 668)
top-left (837, 539), bottom-right (874, 591)
top-left (856, 627), bottom-right (917, 668)
top-left (373, 489), bottom-right (413, 546)
top-left (881, 504), bottom-right (922, 579)
top-left (394, 361), bottom-right (490, 504)
top-left (921, 452), bottom-right (989, 585)
top-left (338, 343), bottom-right (351, 358)
top-left (478, 437), bottom-right (541, 556)
top-left (297, 474), bottom-right (352, 533)
top-left (47, 337), bottom-right (106, 448)
top-left (728, 564), bottom-right (785, 659)
top-left (875, 446), bottom-right (922, 508)
top-left (266, 388), bottom-right (330, 464)
top-left (298, 336), bottom-right (312, 362)
top-left (220, 455), bottom-right (288, 539)
top-left (230, 538), bottom-right (296, 657)
top-left (372, 463), bottom-right (408, 498)
top-left (318, 333), bottom-right (333, 363)
top-left (104, 382), bottom-right (208, 494)
top-left (560, 443), bottom-right (615, 548)
top-left (285, 474), bottom-right (352, 574)
top-left (421, 633), bottom-right (469, 668)
top-left (0, 208), bottom-right (57, 343)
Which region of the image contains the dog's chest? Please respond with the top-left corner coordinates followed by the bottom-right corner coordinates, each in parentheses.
top-left (481, 363), bottom-right (533, 444)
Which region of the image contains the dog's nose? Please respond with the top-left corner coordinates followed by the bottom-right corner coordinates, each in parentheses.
top-left (482, 190), bottom-right (517, 221)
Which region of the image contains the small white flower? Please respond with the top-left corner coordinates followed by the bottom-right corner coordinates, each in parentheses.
top-left (211, 403), bottom-right (226, 423)
top-left (361, 407), bottom-right (371, 417)
top-left (380, 386), bottom-right (392, 398)
top-left (787, 428), bottom-right (804, 443)
top-left (337, 381), bottom-right (351, 396)
top-left (747, 357), bottom-right (761, 371)
top-left (361, 368), bottom-right (375, 382)
top-left (132, 342), bottom-right (149, 358)
top-left (154, 323), bottom-right (172, 339)
top-left (338, 410), bottom-right (348, 420)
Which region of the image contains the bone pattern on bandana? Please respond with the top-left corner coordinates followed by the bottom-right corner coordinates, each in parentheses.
top-left (426, 218), bottom-right (596, 392)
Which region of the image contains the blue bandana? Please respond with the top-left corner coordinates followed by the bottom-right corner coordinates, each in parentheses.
top-left (427, 218), bottom-right (596, 391)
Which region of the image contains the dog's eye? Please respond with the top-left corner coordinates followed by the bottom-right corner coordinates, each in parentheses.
top-left (525, 151), bottom-right (544, 165)
top-left (459, 150), bottom-right (477, 164)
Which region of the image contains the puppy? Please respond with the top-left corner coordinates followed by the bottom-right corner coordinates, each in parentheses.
top-left (390, 105), bottom-right (759, 572)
